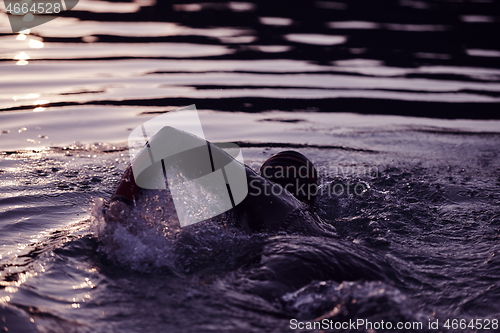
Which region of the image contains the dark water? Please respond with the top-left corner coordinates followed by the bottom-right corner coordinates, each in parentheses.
top-left (1, 0), bottom-right (500, 332)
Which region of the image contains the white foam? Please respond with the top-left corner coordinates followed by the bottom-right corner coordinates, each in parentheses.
top-left (90, 194), bottom-right (179, 271)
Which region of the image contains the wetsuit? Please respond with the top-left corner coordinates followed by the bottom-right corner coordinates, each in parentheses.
top-left (107, 126), bottom-right (336, 236)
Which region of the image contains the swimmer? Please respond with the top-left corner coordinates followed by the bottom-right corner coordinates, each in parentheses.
top-left (105, 127), bottom-right (336, 236)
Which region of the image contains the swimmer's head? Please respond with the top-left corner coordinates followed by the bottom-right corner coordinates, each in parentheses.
top-left (260, 151), bottom-right (318, 206)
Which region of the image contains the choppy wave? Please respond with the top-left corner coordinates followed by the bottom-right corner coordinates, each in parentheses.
top-left (0, 134), bottom-right (499, 332)
top-left (1, 0), bottom-right (500, 120)
top-left (1, 0), bottom-right (500, 332)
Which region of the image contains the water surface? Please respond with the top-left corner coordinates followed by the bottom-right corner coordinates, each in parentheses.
top-left (1, 0), bottom-right (500, 332)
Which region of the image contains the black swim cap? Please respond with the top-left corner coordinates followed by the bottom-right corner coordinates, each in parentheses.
top-left (260, 151), bottom-right (318, 206)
